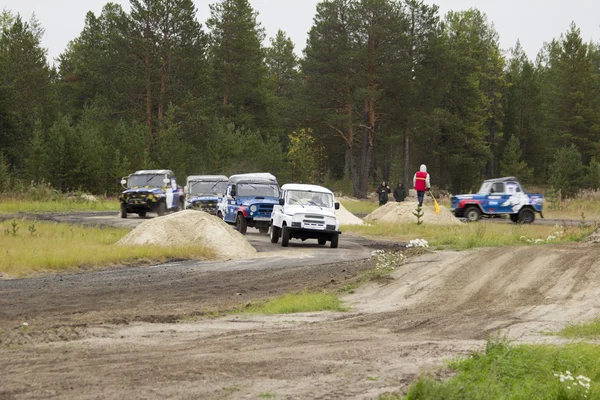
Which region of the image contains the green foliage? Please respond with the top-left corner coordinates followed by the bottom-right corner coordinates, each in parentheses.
top-left (287, 128), bottom-right (322, 183)
top-left (549, 145), bottom-right (585, 198)
top-left (404, 339), bottom-right (600, 400)
top-left (0, 153), bottom-right (10, 188)
top-left (1, 2), bottom-right (600, 196)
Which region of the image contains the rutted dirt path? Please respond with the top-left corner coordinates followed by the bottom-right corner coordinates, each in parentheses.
top-left (2, 212), bottom-right (600, 399)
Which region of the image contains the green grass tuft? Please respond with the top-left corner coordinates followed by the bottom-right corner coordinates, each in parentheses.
top-left (343, 221), bottom-right (592, 250)
top-left (0, 199), bottom-right (119, 214)
top-left (559, 319), bottom-right (600, 339)
top-left (0, 220), bottom-right (215, 277)
top-left (401, 339), bottom-right (600, 400)
top-left (242, 291), bottom-right (346, 314)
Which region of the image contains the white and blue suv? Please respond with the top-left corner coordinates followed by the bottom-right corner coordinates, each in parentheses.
top-left (217, 173), bottom-right (280, 234)
top-left (270, 184), bottom-right (341, 248)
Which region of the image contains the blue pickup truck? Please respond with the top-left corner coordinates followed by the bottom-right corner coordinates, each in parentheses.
top-left (217, 173), bottom-right (280, 234)
top-left (184, 175), bottom-right (228, 214)
top-left (451, 177), bottom-right (543, 224)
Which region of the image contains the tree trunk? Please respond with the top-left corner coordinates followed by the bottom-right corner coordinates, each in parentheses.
top-left (144, 53), bottom-right (153, 153)
top-left (158, 55), bottom-right (168, 122)
top-left (358, 35), bottom-right (377, 198)
top-left (403, 128), bottom-right (410, 188)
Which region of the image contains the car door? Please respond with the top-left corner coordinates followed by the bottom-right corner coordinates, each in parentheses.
top-left (272, 190), bottom-right (285, 226)
top-left (484, 182), bottom-right (506, 214)
top-left (223, 185), bottom-right (236, 222)
top-left (165, 176), bottom-right (176, 210)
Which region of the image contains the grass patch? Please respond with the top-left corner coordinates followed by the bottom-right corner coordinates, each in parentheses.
top-left (340, 199), bottom-right (379, 215)
top-left (0, 199), bottom-right (119, 214)
top-left (0, 220), bottom-right (215, 277)
top-left (258, 393), bottom-right (276, 399)
top-left (559, 319), bottom-right (600, 339)
top-left (401, 339), bottom-right (599, 400)
top-left (343, 222), bottom-right (592, 250)
top-left (241, 291), bottom-right (346, 314)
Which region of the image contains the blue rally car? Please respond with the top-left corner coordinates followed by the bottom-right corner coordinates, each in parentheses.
top-left (451, 177), bottom-right (543, 224)
top-left (217, 173), bottom-right (280, 235)
top-left (119, 170), bottom-right (183, 218)
top-left (184, 175), bottom-right (229, 214)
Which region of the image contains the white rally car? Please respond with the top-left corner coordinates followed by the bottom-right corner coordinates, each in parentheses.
top-left (270, 184), bottom-right (341, 248)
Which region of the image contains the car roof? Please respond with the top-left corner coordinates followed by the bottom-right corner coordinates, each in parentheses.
top-left (281, 184), bottom-right (333, 195)
top-left (186, 175), bottom-right (228, 182)
top-left (483, 176), bottom-right (519, 183)
top-left (229, 173), bottom-right (278, 184)
top-left (133, 170), bottom-right (174, 176)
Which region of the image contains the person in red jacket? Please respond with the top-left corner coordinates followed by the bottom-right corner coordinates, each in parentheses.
top-left (413, 164), bottom-right (431, 207)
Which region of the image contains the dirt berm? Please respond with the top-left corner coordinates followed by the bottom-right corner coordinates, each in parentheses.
top-left (336, 203), bottom-right (366, 225)
top-left (365, 201), bottom-right (461, 225)
top-left (117, 210), bottom-right (257, 260)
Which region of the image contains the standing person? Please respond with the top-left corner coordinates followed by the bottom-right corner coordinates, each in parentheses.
top-left (376, 181), bottom-right (391, 206)
top-left (413, 164), bottom-right (431, 207)
top-left (393, 183), bottom-right (407, 202)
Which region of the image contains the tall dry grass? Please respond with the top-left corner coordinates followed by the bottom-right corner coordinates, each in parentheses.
top-left (0, 220), bottom-right (215, 277)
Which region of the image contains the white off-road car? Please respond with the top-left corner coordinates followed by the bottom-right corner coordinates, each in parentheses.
top-left (270, 184), bottom-right (341, 248)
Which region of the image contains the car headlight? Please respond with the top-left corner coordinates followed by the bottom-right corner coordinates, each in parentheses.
top-left (250, 205), bottom-right (257, 212)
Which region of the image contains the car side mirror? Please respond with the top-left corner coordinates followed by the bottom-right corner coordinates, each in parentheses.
top-left (279, 198), bottom-right (285, 206)
top-left (120, 179), bottom-right (127, 186)
top-left (335, 202), bottom-right (340, 210)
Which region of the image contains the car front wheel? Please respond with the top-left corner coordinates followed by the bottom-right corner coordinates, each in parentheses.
top-left (465, 207), bottom-right (481, 222)
top-left (236, 214), bottom-right (248, 234)
top-left (120, 203), bottom-right (127, 219)
top-left (281, 226), bottom-right (290, 247)
top-left (270, 225), bottom-right (280, 244)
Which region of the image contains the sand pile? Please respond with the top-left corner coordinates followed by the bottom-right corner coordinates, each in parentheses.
top-left (336, 203), bottom-right (366, 226)
top-left (117, 210), bottom-right (257, 259)
top-left (365, 201), bottom-right (461, 225)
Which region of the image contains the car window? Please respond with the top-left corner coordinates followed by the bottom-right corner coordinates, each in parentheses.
top-left (491, 183), bottom-right (504, 194)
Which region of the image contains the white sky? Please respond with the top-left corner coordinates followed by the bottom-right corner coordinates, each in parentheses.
top-left (2, 0), bottom-right (599, 64)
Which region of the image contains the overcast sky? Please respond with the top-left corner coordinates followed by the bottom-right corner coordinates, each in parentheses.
top-left (2, 0), bottom-right (599, 64)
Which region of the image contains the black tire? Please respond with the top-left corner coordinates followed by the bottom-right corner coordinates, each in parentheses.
top-left (120, 203), bottom-right (128, 219)
top-left (318, 237), bottom-right (327, 245)
top-left (217, 211), bottom-right (223, 219)
top-left (157, 202), bottom-right (166, 217)
top-left (281, 226), bottom-right (290, 247)
top-left (270, 225), bottom-right (280, 244)
top-left (137, 212), bottom-right (147, 218)
top-left (330, 233), bottom-right (339, 249)
top-left (465, 207), bottom-right (481, 222)
top-left (510, 214), bottom-right (519, 224)
top-left (236, 214), bottom-right (248, 234)
top-left (518, 208), bottom-right (535, 224)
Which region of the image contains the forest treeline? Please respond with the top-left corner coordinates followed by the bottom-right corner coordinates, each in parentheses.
top-left (1, 0), bottom-right (599, 197)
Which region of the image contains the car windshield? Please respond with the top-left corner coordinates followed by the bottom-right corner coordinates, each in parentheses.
top-left (237, 183), bottom-right (280, 198)
top-left (287, 190), bottom-right (334, 208)
top-left (128, 174), bottom-right (165, 188)
top-left (188, 181), bottom-right (227, 196)
top-left (477, 182), bottom-right (492, 194)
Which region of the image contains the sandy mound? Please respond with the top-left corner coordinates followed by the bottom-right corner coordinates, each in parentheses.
top-left (117, 210), bottom-right (257, 260)
top-left (364, 201), bottom-right (461, 225)
top-left (346, 244), bottom-right (600, 338)
top-left (336, 204), bottom-right (366, 226)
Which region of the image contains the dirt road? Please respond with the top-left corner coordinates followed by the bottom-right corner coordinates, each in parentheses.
top-left (2, 212), bottom-right (600, 399)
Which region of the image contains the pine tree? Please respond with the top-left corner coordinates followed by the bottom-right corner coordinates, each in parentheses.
top-left (549, 145), bottom-right (584, 198)
top-left (207, 0), bottom-right (269, 130)
top-left (499, 136), bottom-right (533, 182)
